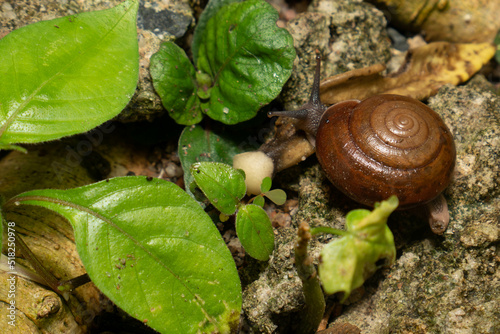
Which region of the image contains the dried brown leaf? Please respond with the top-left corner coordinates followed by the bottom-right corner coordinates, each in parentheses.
top-left (320, 42), bottom-right (495, 104)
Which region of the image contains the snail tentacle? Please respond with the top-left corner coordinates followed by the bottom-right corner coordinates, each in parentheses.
top-left (268, 55), bottom-right (327, 142)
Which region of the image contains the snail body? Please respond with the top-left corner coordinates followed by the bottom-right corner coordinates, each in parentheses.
top-left (269, 55), bottom-right (456, 210)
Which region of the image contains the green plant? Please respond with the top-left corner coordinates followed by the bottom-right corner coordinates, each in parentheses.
top-left (294, 196), bottom-right (398, 333)
top-left (1, 161), bottom-right (282, 332)
top-left (315, 195), bottom-right (397, 298)
top-left (251, 176), bottom-right (287, 207)
top-left (191, 162), bottom-right (286, 261)
top-left (4, 176), bottom-right (242, 334)
top-left (150, 0), bottom-right (296, 125)
top-left (0, 0), bottom-right (139, 152)
top-left (177, 124), bottom-right (286, 261)
top-left (178, 124), bottom-right (247, 198)
top-left (0, 1), bottom-right (293, 332)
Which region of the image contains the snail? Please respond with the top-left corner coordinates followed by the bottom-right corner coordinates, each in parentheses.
top-left (233, 55), bottom-right (456, 234)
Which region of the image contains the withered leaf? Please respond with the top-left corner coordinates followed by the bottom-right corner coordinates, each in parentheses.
top-left (368, 0), bottom-right (500, 44)
top-left (319, 42), bottom-right (495, 105)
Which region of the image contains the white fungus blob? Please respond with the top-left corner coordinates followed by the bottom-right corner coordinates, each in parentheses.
top-left (233, 151), bottom-right (274, 195)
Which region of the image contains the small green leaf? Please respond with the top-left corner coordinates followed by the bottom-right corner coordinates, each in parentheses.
top-left (196, 0), bottom-right (295, 124)
top-left (191, 162), bottom-right (246, 215)
top-left (179, 125), bottom-right (244, 197)
top-left (150, 42), bottom-right (202, 125)
top-left (265, 189), bottom-right (287, 206)
top-left (252, 195), bottom-right (265, 207)
top-left (196, 71), bottom-right (213, 100)
top-left (0, 0), bottom-right (139, 145)
top-left (10, 176), bottom-right (242, 334)
top-left (348, 196), bottom-right (398, 241)
top-left (260, 177), bottom-right (272, 193)
top-left (236, 204), bottom-right (274, 261)
top-left (318, 196), bottom-right (398, 301)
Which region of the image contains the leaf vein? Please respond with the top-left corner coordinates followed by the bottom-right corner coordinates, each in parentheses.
top-left (16, 194), bottom-right (221, 327)
top-left (0, 3), bottom-right (135, 140)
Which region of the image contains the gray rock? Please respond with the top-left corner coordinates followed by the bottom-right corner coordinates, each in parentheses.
top-left (280, 0), bottom-right (391, 110)
top-left (242, 0), bottom-right (499, 330)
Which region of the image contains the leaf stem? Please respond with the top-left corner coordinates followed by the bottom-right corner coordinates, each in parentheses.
top-left (310, 226), bottom-right (350, 237)
top-left (12, 229), bottom-right (62, 294)
top-left (294, 221), bottom-right (325, 334)
top-left (59, 273), bottom-right (91, 291)
top-left (1, 215), bottom-right (89, 299)
top-left (0, 253), bottom-right (48, 286)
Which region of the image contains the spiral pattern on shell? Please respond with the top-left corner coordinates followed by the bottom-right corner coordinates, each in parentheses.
top-left (316, 94), bottom-right (455, 208)
top-left (352, 95), bottom-right (442, 169)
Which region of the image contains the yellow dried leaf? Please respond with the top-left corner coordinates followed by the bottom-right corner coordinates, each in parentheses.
top-left (368, 0), bottom-right (500, 43)
top-left (320, 42), bottom-right (495, 104)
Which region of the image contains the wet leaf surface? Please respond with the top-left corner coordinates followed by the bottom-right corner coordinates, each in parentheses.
top-left (191, 162), bottom-right (246, 215)
top-left (0, 0), bottom-right (139, 148)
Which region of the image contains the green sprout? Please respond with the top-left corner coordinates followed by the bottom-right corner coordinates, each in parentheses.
top-left (294, 196), bottom-right (398, 333)
top-left (191, 162), bottom-right (287, 261)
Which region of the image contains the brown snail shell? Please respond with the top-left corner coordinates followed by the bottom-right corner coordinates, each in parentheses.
top-left (268, 55), bottom-right (456, 210)
top-left (316, 94), bottom-right (456, 209)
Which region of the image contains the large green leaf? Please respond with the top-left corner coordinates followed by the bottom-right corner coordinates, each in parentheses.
top-left (0, 0), bottom-right (139, 148)
top-left (197, 0), bottom-right (295, 124)
top-left (9, 176), bottom-right (242, 334)
top-left (191, 0), bottom-right (242, 64)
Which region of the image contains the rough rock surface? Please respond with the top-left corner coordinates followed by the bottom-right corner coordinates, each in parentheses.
top-left (241, 0), bottom-right (499, 331)
top-left (280, 0), bottom-right (391, 110)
